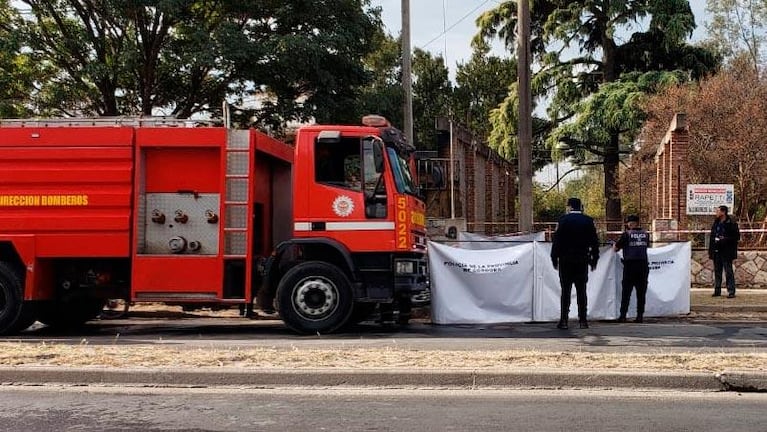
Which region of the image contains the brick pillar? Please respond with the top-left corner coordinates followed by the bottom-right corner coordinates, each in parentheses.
top-left (652, 113), bottom-right (688, 238)
top-left (464, 144), bottom-right (476, 232)
top-left (669, 114), bottom-right (689, 228)
top-left (655, 152), bottom-right (661, 220)
top-left (484, 158), bottom-right (494, 234)
top-left (499, 164), bottom-right (507, 230)
top-left (664, 148), bottom-right (671, 218)
top-left (508, 160), bottom-right (516, 230)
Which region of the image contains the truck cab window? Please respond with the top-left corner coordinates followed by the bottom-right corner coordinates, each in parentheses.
top-left (315, 139), bottom-right (362, 191)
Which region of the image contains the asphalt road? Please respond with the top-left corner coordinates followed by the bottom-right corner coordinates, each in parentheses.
top-left (0, 386), bottom-right (764, 432)
top-left (4, 316), bottom-right (767, 354)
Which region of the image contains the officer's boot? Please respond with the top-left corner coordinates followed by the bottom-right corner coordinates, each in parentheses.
top-left (578, 304), bottom-right (589, 329)
top-left (556, 309), bottom-right (568, 329)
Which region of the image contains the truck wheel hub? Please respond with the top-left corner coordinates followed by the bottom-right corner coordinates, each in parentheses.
top-left (294, 277), bottom-right (338, 319)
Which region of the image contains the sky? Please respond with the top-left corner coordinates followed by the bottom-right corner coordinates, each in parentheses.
top-left (371, 0), bottom-right (711, 79)
top-left (370, 0), bottom-right (712, 185)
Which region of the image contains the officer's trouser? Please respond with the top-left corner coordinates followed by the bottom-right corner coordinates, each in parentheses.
top-left (619, 260), bottom-right (649, 317)
top-left (558, 261), bottom-right (589, 322)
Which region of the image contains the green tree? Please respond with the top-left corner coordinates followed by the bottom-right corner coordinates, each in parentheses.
top-left (350, 34), bottom-right (454, 149)
top-left (353, 29), bottom-right (404, 127)
top-left (0, 1), bottom-right (39, 117)
top-left (533, 183), bottom-right (567, 222)
top-left (453, 41), bottom-right (517, 141)
top-left (13, 0), bottom-right (381, 128)
top-left (476, 0), bottom-right (719, 224)
top-left (411, 48), bottom-right (452, 150)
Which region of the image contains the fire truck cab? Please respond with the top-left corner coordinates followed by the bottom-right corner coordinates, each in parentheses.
top-left (265, 115), bottom-right (429, 333)
top-left (0, 116), bottom-right (428, 335)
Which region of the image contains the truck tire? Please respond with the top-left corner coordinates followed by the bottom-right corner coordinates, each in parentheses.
top-left (7, 303), bottom-right (38, 333)
top-left (38, 298), bottom-right (105, 329)
top-left (0, 262), bottom-right (24, 335)
top-left (276, 261), bottom-right (354, 334)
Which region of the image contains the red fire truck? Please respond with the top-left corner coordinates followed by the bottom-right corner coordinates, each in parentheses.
top-left (0, 116), bottom-right (428, 335)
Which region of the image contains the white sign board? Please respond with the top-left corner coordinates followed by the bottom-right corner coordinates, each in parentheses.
top-left (686, 184), bottom-right (734, 215)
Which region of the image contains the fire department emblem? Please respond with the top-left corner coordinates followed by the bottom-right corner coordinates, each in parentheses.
top-left (332, 195), bottom-right (355, 217)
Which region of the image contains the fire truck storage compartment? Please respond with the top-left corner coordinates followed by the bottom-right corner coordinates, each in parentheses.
top-left (0, 125), bottom-right (135, 301)
top-left (131, 128), bottom-right (228, 299)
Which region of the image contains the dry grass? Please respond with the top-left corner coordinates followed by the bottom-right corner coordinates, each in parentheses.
top-left (0, 343), bottom-right (765, 372)
top-left (2, 292), bottom-right (764, 372)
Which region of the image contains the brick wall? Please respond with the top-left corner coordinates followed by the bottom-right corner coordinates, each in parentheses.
top-left (427, 118), bottom-right (517, 234)
top-left (654, 113), bottom-right (689, 229)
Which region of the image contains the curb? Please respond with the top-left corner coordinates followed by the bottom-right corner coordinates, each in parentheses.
top-left (718, 371), bottom-right (767, 392)
top-left (2, 367), bottom-right (762, 391)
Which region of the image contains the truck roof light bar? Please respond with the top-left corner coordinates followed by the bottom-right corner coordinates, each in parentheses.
top-left (361, 115), bottom-right (390, 127)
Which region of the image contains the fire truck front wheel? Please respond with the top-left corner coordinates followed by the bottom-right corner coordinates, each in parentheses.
top-left (276, 261), bottom-right (354, 334)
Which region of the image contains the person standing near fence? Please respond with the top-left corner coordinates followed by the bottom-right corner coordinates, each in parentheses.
top-left (551, 197), bottom-right (600, 329)
top-left (709, 205), bottom-right (740, 298)
top-left (613, 215), bottom-right (650, 323)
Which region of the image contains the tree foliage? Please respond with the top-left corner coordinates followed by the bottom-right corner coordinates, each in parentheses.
top-left (411, 48), bottom-right (452, 150)
top-left (452, 41), bottom-right (517, 142)
top-left (352, 27), bottom-right (404, 128)
top-left (8, 0), bottom-right (380, 130)
top-left (0, 1), bottom-right (45, 117)
top-left (705, 0), bottom-right (767, 74)
top-left (476, 0), bottom-right (719, 223)
top-left (641, 58), bottom-right (767, 224)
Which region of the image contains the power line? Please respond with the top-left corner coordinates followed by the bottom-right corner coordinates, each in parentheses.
top-left (420, 0), bottom-right (495, 50)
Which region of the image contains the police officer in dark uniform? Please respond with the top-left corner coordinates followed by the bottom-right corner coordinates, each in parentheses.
top-left (613, 215), bottom-right (650, 323)
top-left (551, 197), bottom-right (600, 329)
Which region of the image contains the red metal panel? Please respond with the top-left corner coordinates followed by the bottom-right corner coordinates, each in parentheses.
top-left (136, 127), bottom-right (226, 146)
top-left (0, 128), bottom-right (134, 260)
top-left (0, 211), bottom-right (130, 232)
top-left (132, 128), bottom-right (227, 301)
top-left (0, 127), bottom-right (134, 147)
top-left (253, 130), bottom-right (294, 163)
top-left (143, 148), bottom-right (221, 193)
top-left (292, 129), bottom-right (311, 224)
top-left (131, 256), bottom-right (222, 295)
top-left (35, 234), bottom-right (130, 257)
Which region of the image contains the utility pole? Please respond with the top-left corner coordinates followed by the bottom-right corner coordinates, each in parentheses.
top-left (517, 0), bottom-right (533, 232)
top-left (402, 0), bottom-right (414, 146)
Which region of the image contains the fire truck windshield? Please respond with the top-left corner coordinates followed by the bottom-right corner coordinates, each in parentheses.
top-left (387, 148), bottom-right (416, 195)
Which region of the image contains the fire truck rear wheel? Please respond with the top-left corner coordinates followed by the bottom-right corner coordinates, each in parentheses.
top-left (0, 262), bottom-right (25, 335)
top-left (276, 261), bottom-right (354, 334)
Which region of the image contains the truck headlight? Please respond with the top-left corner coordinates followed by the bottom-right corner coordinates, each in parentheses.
top-left (395, 260), bottom-right (415, 275)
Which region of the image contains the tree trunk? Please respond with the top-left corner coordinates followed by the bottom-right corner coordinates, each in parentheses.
top-left (604, 133), bottom-right (622, 231)
top-left (98, 79), bottom-right (119, 116)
